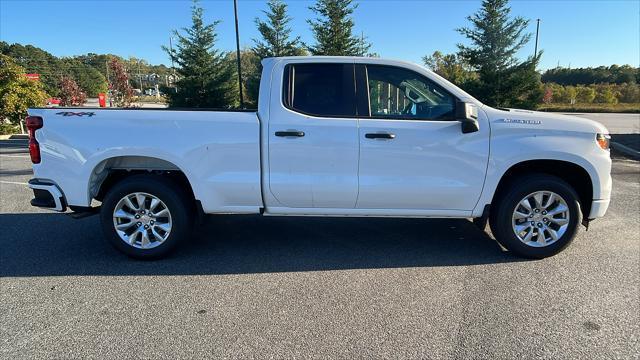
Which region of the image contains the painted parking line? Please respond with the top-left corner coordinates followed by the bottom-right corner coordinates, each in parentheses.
top-left (0, 180), bottom-right (28, 186)
top-left (0, 154), bottom-right (30, 158)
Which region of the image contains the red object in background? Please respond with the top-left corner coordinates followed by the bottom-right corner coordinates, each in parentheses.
top-left (98, 93), bottom-right (107, 107)
top-left (26, 116), bottom-right (44, 164)
top-left (47, 98), bottom-right (61, 105)
top-left (25, 73), bottom-right (40, 81)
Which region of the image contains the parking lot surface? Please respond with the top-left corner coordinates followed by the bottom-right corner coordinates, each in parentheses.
top-left (1, 137), bottom-right (638, 359)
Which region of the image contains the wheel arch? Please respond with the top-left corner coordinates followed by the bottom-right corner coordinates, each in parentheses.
top-left (490, 159), bottom-right (594, 219)
top-left (88, 155), bottom-right (197, 205)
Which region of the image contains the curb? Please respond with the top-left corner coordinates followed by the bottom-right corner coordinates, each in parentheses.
top-left (0, 134), bottom-right (28, 140)
top-left (611, 141), bottom-right (640, 160)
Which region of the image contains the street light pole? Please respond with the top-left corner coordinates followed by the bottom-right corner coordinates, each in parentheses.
top-left (534, 18), bottom-right (541, 57)
top-left (233, 0), bottom-right (244, 108)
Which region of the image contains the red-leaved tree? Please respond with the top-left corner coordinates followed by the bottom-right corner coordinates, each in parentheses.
top-left (58, 77), bottom-right (87, 107)
top-left (542, 87), bottom-right (553, 104)
top-left (108, 58), bottom-right (134, 107)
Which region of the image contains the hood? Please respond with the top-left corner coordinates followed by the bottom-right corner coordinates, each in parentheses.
top-left (485, 107), bottom-right (609, 135)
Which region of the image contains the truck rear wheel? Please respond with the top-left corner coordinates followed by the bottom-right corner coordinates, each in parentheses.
top-left (100, 174), bottom-right (193, 259)
top-left (489, 175), bottom-right (582, 259)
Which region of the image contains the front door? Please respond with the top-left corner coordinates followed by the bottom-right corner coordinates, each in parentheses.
top-left (356, 64), bottom-right (490, 211)
top-left (268, 62), bottom-right (360, 208)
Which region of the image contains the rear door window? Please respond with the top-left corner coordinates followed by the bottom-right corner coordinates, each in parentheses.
top-left (283, 63), bottom-right (356, 117)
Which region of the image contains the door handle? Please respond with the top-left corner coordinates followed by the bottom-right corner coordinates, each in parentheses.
top-left (275, 130), bottom-right (305, 137)
top-left (365, 132), bottom-right (396, 139)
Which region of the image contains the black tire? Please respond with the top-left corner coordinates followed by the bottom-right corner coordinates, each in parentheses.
top-left (100, 174), bottom-right (193, 259)
top-left (489, 174), bottom-right (582, 259)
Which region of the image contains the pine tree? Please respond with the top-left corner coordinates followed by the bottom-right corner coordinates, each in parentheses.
top-left (307, 0), bottom-right (370, 56)
top-left (163, 0), bottom-right (235, 108)
top-left (245, 0), bottom-right (305, 105)
top-left (457, 0), bottom-right (542, 108)
top-left (253, 0), bottom-right (304, 59)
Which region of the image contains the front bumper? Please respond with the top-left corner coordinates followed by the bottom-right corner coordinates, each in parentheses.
top-left (588, 198), bottom-right (610, 219)
top-left (28, 179), bottom-right (67, 212)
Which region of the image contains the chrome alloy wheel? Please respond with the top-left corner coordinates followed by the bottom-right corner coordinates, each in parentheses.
top-left (112, 192), bottom-right (172, 249)
top-left (511, 191), bottom-right (570, 247)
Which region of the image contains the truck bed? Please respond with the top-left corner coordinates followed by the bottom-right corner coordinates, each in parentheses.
top-left (27, 108), bottom-right (263, 214)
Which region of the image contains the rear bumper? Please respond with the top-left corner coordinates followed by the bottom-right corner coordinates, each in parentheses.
top-left (28, 179), bottom-right (67, 212)
top-left (588, 198), bottom-right (610, 219)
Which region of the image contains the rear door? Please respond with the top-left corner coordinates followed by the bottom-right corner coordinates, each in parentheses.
top-left (267, 62), bottom-right (360, 208)
top-left (355, 64), bottom-right (490, 211)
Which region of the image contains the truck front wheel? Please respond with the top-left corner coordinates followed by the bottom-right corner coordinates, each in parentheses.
top-left (100, 174), bottom-right (193, 259)
top-left (490, 175), bottom-right (582, 259)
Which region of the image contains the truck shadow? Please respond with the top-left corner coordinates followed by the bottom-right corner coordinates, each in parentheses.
top-left (0, 213), bottom-right (525, 277)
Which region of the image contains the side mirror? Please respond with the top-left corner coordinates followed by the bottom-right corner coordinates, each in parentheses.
top-left (455, 101), bottom-right (479, 134)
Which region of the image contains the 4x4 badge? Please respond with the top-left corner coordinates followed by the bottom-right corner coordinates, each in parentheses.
top-left (55, 112), bottom-right (96, 117)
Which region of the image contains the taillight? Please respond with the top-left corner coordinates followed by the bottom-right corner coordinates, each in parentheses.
top-left (25, 116), bottom-right (43, 164)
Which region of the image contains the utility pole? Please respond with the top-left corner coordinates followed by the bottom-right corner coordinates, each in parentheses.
top-left (169, 36), bottom-right (177, 93)
top-left (233, 0), bottom-right (244, 108)
top-left (105, 59), bottom-right (111, 107)
top-left (534, 18), bottom-right (541, 57)
top-left (137, 60), bottom-right (143, 91)
top-left (105, 59), bottom-right (110, 84)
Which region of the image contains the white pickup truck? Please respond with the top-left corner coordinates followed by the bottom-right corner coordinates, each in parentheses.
top-left (26, 56), bottom-right (612, 259)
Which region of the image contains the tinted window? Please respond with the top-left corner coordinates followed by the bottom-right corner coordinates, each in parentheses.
top-left (366, 65), bottom-right (456, 120)
top-left (283, 63), bottom-right (356, 117)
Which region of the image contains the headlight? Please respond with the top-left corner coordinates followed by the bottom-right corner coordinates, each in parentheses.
top-left (596, 133), bottom-right (610, 151)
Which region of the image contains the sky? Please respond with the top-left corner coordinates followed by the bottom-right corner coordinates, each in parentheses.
top-left (1, 0), bottom-right (638, 70)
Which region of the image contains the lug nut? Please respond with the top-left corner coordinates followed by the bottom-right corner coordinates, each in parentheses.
top-left (137, 222), bottom-right (142, 226)
top-left (141, 210), bottom-right (145, 214)
top-left (543, 218), bottom-right (548, 223)
top-left (135, 215), bottom-right (140, 219)
top-left (542, 210), bottom-right (547, 215)
top-left (537, 222), bottom-right (543, 228)
top-left (531, 221), bottom-right (536, 226)
top-left (144, 225), bottom-right (149, 229)
top-left (529, 214), bottom-right (534, 218)
top-left (150, 220), bottom-right (155, 225)
top-left (534, 209), bottom-right (540, 213)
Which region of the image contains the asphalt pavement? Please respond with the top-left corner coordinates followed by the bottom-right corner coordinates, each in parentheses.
top-left (570, 113), bottom-right (640, 135)
top-left (1, 129), bottom-right (638, 358)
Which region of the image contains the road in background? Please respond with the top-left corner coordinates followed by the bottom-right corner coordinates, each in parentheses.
top-left (568, 113), bottom-right (640, 134)
top-left (566, 113), bottom-right (640, 155)
top-left (1, 137), bottom-right (638, 358)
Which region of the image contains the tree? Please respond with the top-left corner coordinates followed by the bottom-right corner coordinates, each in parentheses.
top-left (618, 83), bottom-right (640, 103)
top-left (307, 0), bottom-right (370, 56)
top-left (0, 54), bottom-right (48, 125)
top-left (163, 0), bottom-right (235, 108)
top-left (108, 58), bottom-right (134, 107)
top-left (594, 84), bottom-right (619, 104)
top-left (61, 58), bottom-right (108, 97)
top-left (457, 0), bottom-right (542, 108)
top-left (542, 86), bottom-right (553, 104)
top-left (542, 65), bottom-right (639, 86)
top-left (422, 51), bottom-right (476, 86)
top-left (253, 0), bottom-right (305, 59)
top-left (0, 42), bottom-right (63, 97)
top-left (247, 0), bottom-right (306, 105)
top-left (576, 85), bottom-right (596, 103)
top-left (58, 77), bottom-right (87, 106)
